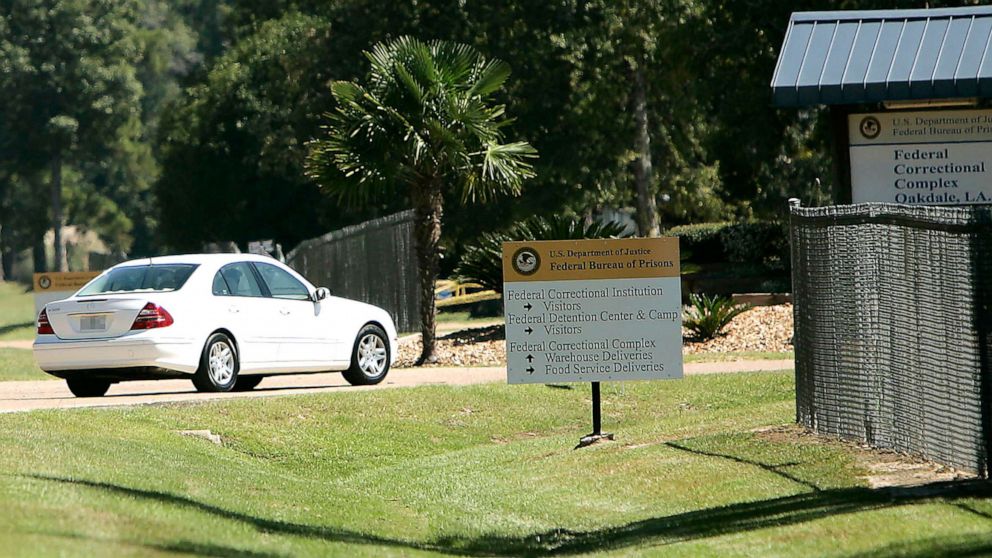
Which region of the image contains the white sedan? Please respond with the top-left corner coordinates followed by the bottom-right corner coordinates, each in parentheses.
top-left (33, 254), bottom-right (398, 397)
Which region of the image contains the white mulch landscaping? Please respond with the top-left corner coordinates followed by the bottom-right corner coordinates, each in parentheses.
top-left (396, 304), bottom-right (794, 368)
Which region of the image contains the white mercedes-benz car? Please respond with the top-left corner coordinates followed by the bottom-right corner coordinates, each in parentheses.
top-left (33, 254), bottom-right (398, 397)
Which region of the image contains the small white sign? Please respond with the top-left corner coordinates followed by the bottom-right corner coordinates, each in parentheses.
top-left (849, 109), bottom-right (992, 205)
top-left (502, 238), bottom-right (683, 385)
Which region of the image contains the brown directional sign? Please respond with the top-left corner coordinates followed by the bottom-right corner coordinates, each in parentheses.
top-left (502, 237), bottom-right (680, 283)
top-left (33, 272), bottom-right (100, 292)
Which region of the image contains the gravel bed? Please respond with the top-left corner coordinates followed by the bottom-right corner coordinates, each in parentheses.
top-left (396, 304), bottom-right (794, 368)
top-left (683, 304), bottom-right (794, 354)
top-left (397, 327), bottom-right (505, 368)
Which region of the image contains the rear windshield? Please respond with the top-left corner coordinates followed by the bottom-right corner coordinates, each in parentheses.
top-left (77, 264), bottom-right (199, 295)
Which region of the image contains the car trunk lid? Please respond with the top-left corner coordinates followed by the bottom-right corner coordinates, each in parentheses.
top-left (44, 297), bottom-right (150, 340)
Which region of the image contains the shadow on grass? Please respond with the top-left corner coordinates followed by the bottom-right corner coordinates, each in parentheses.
top-left (147, 540), bottom-right (286, 558)
top-left (665, 440), bottom-right (817, 491)
top-left (27, 473), bottom-right (992, 556)
top-left (24, 528), bottom-right (285, 558)
top-left (28, 474), bottom-right (437, 553)
top-left (0, 322), bottom-right (33, 336)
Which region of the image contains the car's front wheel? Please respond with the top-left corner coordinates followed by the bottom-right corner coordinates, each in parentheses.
top-left (342, 324), bottom-right (390, 386)
top-left (193, 333), bottom-right (239, 392)
top-left (65, 377), bottom-right (111, 398)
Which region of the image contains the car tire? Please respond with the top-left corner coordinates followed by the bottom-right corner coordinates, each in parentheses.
top-left (232, 375), bottom-right (263, 392)
top-left (193, 333), bottom-right (239, 392)
top-left (342, 324), bottom-right (390, 386)
top-left (65, 377), bottom-right (111, 398)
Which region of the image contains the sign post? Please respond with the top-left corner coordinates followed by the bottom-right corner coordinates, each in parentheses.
top-left (502, 237), bottom-right (683, 447)
top-left (587, 381), bottom-right (605, 447)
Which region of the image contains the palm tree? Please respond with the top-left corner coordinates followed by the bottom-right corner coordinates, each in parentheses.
top-left (306, 37), bottom-right (537, 364)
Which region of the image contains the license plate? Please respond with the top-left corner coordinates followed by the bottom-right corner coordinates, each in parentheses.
top-left (80, 315), bottom-right (107, 331)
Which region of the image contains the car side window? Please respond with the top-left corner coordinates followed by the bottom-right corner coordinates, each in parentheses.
top-left (218, 262), bottom-right (264, 298)
top-left (254, 263), bottom-right (311, 301)
top-left (212, 271), bottom-right (232, 296)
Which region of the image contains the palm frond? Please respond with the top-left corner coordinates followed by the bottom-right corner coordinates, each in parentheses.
top-left (394, 63), bottom-right (424, 104)
top-left (330, 81), bottom-right (365, 104)
top-left (307, 36), bottom-right (537, 207)
top-left (430, 40), bottom-right (477, 87)
top-left (481, 141), bottom-right (537, 182)
top-left (469, 60), bottom-right (511, 97)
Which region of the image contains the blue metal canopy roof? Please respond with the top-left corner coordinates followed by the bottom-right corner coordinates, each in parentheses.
top-left (771, 7), bottom-right (992, 107)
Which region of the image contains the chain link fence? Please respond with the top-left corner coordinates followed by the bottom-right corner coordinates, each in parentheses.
top-left (790, 202), bottom-right (992, 475)
top-left (286, 210), bottom-right (420, 333)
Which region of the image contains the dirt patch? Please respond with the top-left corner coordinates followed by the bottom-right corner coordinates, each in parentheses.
top-left (754, 424), bottom-right (975, 488)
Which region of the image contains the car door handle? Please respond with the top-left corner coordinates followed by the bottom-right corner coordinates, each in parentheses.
top-left (228, 306), bottom-right (240, 314)
top-left (279, 308), bottom-right (290, 316)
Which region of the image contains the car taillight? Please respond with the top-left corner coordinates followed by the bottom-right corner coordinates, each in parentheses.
top-left (37, 309), bottom-right (54, 335)
top-left (131, 303), bottom-right (174, 330)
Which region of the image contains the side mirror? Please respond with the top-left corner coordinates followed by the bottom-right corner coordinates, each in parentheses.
top-left (314, 287), bottom-right (331, 301)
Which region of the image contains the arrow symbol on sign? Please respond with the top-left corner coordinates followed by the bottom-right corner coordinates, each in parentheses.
top-left (525, 327), bottom-right (534, 335)
top-left (526, 354), bottom-right (534, 363)
top-left (524, 303), bottom-right (533, 311)
top-left (527, 367), bottom-right (535, 374)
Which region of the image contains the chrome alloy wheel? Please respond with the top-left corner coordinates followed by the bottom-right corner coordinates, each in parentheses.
top-left (357, 333), bottom-right (387, 377)
top-left (208, 341), bottom-right (235, 385)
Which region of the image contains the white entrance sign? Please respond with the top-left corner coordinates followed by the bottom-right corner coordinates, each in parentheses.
top-left (33, 272), bottom-right (101, 315)
top-left (502, 238), bottom-right (683, 385)
top-left (849, 108), bottom-right (992, 205)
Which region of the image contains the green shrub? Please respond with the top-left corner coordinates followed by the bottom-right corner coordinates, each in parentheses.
top-left (666, 222), bottom-right (729, 264)
top-left (667, 221), bottom-right (790, 271)
top-left (683, 293), bottom-right (751, 340)
top-left (455, 215), bottom-right (632, 293)
top-left (719, 221), bottom-right (789, 270)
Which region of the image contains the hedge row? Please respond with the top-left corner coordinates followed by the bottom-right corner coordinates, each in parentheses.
top-left (666, 221), bottom-right (789, 271)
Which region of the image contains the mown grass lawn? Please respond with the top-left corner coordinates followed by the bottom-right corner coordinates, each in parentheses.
top-left (0, 348), bottom-right (50, 381)
top-left (0, 371), bottom-right (989, 557)
top-left (684, 350), bottom-right (793, 363)
top-left (0, 281), bottom-right (35, 341)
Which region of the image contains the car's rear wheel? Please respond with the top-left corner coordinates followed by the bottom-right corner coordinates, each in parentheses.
top-left (232, 375), bottom-right (263, 391)
top-left (193, 333), bottom-right (239, 392)
top-left (65, 377), bottom-right (111, 398)
top-left (342, 324), bottom-right (390, 386)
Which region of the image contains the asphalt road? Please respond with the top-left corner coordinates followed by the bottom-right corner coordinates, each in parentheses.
top-left (0, 359), bottom-right (794, 413)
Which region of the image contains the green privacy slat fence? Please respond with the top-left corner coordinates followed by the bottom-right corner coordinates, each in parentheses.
top-left (286, 210), bottom-right (420, 334)
top-left (789, 202), bottom-right (992, 476)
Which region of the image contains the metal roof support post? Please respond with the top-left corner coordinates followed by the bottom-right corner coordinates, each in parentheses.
top-left (829, 106), bottom-right (853, 205)
top-left (787, 198), bottom-right (808, 429)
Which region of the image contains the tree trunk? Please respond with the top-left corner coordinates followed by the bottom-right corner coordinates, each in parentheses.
top-left (412, 179), bottom-right (443, 365)
top-left (0, 174), bottom-right (6, 281)
top-left (33, 240), bottom-right (46, 273)
top-left (0, 248), bottom-right (11, 281)
top-left (51, 151), bottom-right (67, 272)
top-left (631, 62), bottom-right (660, 237)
